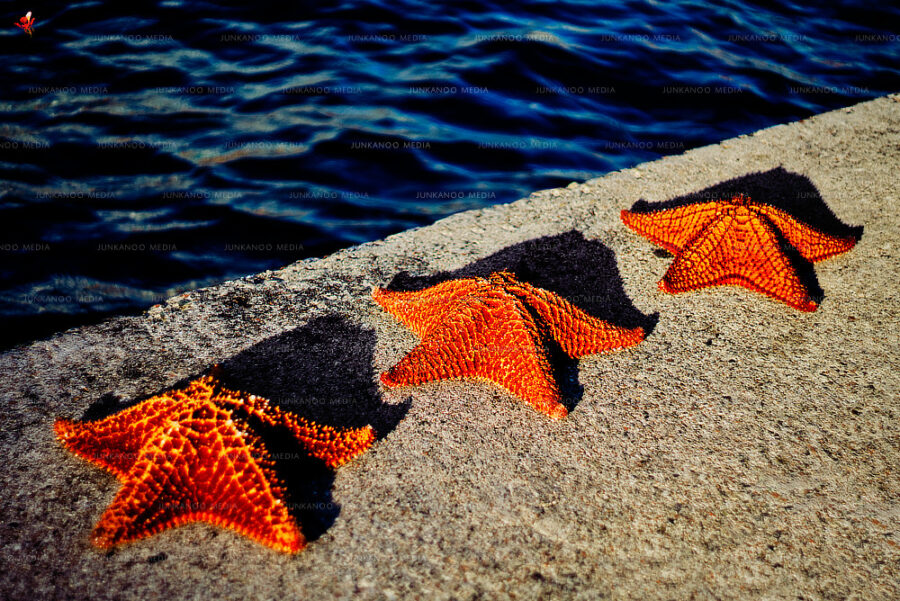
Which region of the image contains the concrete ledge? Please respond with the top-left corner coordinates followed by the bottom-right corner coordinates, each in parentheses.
top-left (1, 94), bottom-right (898, 600)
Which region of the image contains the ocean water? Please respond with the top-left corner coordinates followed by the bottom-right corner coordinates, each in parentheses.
top-left (1, 0), bottom-right (898, 349)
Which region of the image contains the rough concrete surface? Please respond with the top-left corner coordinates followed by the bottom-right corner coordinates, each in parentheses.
top-left (1, 94), bottom-right (898, 601)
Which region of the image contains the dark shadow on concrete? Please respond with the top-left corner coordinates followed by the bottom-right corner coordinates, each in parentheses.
top-left (626, 167), bottom-right (864, 305)
top-left (629, 167), bottom-right (863, 237)
top-left (81, 391), bottom-right (134, 422)
top-left (220, 315), bottom-right (405, 436)
top-left (380, 230), bottom-right (657, 411)
top-left (80, 315), bottom-right (405, 544)
top-left (218, 315), bottom-right (407, 541)
top-left (386, 230), bottom-right (656, 331)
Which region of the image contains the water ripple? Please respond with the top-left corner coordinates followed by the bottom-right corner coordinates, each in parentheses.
top-left (1, 0), bottom-right (898, 348)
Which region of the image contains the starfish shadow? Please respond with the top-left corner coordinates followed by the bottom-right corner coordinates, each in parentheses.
top-left (218, 315), bottom-right (407, 542)
top-left (382, 230), bottom-right (658, 412)
top-left (79, 315), bottom-right (404, 545)
top-left (626, 167), bottom-right (864, 305)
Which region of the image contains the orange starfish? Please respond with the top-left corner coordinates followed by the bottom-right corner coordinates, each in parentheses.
top-left (373, 271), bottom-right (645, 419)
top-left (55, 370), bottom-right (375, 553)
top-left (621, 194), bottom-right (857, 311)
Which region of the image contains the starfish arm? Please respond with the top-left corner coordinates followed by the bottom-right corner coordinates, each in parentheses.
top-left (661, 208), bottom-right (817, 311)
top-left (55, 418), bottom-right (140, 479)
top-left (208, 380), bottom-right (375, 469)
top-left (477, 303), bottom-right (567, 420)
top-left (55, 397), bottom-right (187, 479)
top-left (381, 338), bottom-right (471, 388)
top-left (91, 407), bottom-right (305, 553)
top-left (502, 276), bottom-right (645, 358)
top-left (372, 279), bottom-right (480, 337)
top-left (211, 382), bottom-right (285, 429)
top-left (55, 376), bottom-right (220, 477)
top-left (621, 201), bottom-right (724, 254)
top-left (282, 415), bottom-right (376, 469)
top-left (753, 204), bottom-right (857, 262)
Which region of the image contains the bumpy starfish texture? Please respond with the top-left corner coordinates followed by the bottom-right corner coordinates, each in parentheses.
top-left (621, 194), bottom-right (857, 311)
top-left (373, 271), bottom-right (645, 419)
top-left (55, 371), bottom-right (375, 553)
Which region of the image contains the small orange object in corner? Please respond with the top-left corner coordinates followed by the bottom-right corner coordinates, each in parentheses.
top-left (16, 11), bottom-right (35, 36)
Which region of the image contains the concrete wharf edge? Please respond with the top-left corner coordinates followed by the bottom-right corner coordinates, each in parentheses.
top-left (1, 94), bottom-right (898, 601)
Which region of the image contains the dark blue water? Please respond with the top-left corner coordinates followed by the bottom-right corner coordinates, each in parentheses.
top-left (2, 1), bottom-right (898, 349)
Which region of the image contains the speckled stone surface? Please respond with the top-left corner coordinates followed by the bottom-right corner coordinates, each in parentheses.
top-left (1, 94), bottom-right (898, 601)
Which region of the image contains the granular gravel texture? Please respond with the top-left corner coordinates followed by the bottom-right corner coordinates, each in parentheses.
top-left (1, 94), bottom-right (898, 601)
